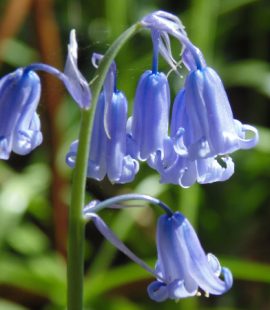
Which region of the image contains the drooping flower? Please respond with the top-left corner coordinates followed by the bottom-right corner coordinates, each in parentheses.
top-left (83, 194), bottom-right (233, 302)
top-left (170, 63), bottom-right (259, 160)
top-left (128, 70), bottom-right (171, 161)
top-left (127, 20), bottom-right (172, 162)
top-left (66, 54), bottom-right (139, 183)
top-left (143, 11), bottom-right (259, 159)
top-left (148, 212), bottom-right (233, 302)
top-left (0, 29), bottom-right (91, 159)
top-left (140, 10), bottom-right (258, 185)
top-left (0, 69), bottom-right (42, 159)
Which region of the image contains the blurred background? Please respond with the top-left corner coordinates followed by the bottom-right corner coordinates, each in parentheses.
top-left (0, 0), bottom-right (269, 309)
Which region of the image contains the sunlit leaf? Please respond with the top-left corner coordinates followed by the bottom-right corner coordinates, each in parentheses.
top-left (219, 0), bottom-right (259, 15)
top-left (0, 39), bottom-right (38, 67)
top-left (221, 60), bottom-right (270, 98)
top-left (6, 223), bottom-right (49, 255)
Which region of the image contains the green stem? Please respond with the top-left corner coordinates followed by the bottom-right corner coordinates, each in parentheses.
top-left (67, 22), bottom-right (142, 310)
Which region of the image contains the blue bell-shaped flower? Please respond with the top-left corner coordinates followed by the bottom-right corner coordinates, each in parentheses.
top-left (127, 27), bottom-right (172, 162)
top-left (171, 52), bottom-right (258, 160)
top-left (66, 54), bottom-right (138, 183)
top-left (148, 212), bottom-right (233, 301)
top-left (0, 29), bottom-right (91, 160)
top-left (83, 194), bottom-right (233, 303)
top-left (0, 68), bottom-right (42, 159)
top-left (128, 70), bottom-right (171, 161)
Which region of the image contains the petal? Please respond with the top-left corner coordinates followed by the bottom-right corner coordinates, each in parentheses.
top-left (196, 156), bottom-right (234, 184)
top-left (147, 281), bottom-right (169, 302)
top-left (168, 279), bottom-right (197, 299)
top-left (207, 253), bottom-right (222, 277)
top-left (177, 213), bottom-right (233, 295)
top-left (13, 112), bottom-right (43, 155)
top-left (0, 69), bottom-right (26, 158)
top-left (116, 155), bottom-right (139, 184)
top-left (0, 138), bottom-right (9, 160)
top-left (12, 71), bottom-right (42, 155)
top-left (179, 161), bottom-right (197, 188)
top-left (64, 29), bottom-right (91, 109)
top-left (28, 30), bottom-right (91, 109)
top-left (65, 140), bottom-right (78, 168)
top-left (155, 213), bottom-right (200, 298)
top-left (0, 69), bottom-right (42, 158)
top-left (202, 67), bottom-right (241, 154)
top-left (87, 93), bottom-right (107, 180)
top-left (106, 91), bottom-right (139, 183)
top-left (234, 120), bottom-right (259, 149)
top-left (170, 89), bottom-right (188, 156)
top-left (91, 53), bottom-right (117, 138)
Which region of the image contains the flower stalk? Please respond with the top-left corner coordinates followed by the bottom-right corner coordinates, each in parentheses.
top-left (67, 22), bottom-right (142, 310)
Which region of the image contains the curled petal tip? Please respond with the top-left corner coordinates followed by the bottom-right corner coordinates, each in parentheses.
top-left (147, 281), bottom-right (168, 302)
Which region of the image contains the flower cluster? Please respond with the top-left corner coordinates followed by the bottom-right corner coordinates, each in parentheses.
top-left (0, 9), bottom-right (255, 305)
top-left (66, 11), bottom-right (258, 187)
top-left (0, 30), bottom-right (91, 160)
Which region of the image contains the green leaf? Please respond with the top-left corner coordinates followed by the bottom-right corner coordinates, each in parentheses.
top-left (0, 164), bottom-right (50, 246)
top-left (256, 126), bottom-right (270, 153)
top-left (222, 257), bottom-right (270, 283)
top-left (85, 260), bottom-right (154, 302)
top-left (221, 60), bottom-right (270, 98)
top-left (6, 223), bottom-right (49, 255)
top-left (0, 254), bottom-right (66, 305)
top-left (0, 299), bottom-right (28, 310)
top-left (0, 39), bottom-right (38, 67)
top-left (219, 0), bottom-right (258, 15)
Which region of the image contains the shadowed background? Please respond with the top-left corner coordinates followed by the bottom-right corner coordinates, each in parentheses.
top-left (0, 0), bottom-right (269, 309)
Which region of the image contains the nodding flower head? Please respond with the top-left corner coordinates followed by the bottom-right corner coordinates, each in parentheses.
top-left (0, 29), bottom-right (91, 159)
top-left (83, 195), bottom-right (233, 303)
top-left (0, 68), bottom-right (42, 159)
top-left (66, 54), bottom-right (139, 184)
top-left (128, 70), bottom-right (171, 161)
top-left (170, 67), bottom-right (259, 160)
top-left (139, 10), bottom-right (258, 186)
top-left (148, 212), bottom-right (233, 302)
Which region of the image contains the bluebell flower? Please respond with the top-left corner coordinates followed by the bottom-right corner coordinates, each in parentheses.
top-left (128, 70), bottom-right (171, 161)
top-left (0, 29), bottom-right (91, 159)
top-left (0, 69), bottom-right (42, 159)
top-left (127, 23), bottom-right (172, 162)
top-left (170, 64), bottom-right (259, 160)
top-left (147, 212), bottom-right (233, 301)
top-left (141, 11), bottom-right (258, 160)
top-left (83, 196), bottom-right (233, 302)
top-left (140, 10), bottom-right (258, 185)
top-left (66, 54), bottom-right (139, 183)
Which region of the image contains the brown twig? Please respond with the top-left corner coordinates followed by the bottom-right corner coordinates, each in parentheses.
top-left (33, 0), bottom-right (68, 258)
top-left (0, 0), bottom-right (33, 63)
